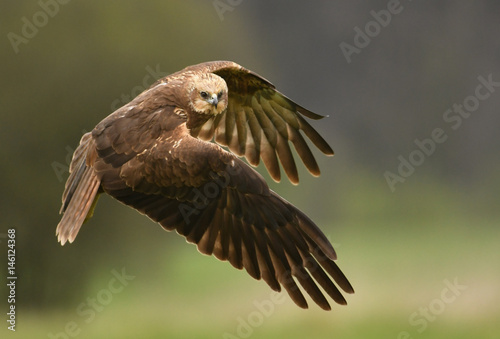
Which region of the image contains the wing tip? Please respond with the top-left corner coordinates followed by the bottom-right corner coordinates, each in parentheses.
top-left (56, 228), bottom-right (73, 246)
top-left (297, 106), bottom-right (329, 120)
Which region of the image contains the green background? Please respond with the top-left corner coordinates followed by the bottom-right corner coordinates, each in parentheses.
top-left (1, 1), bottom-right (499, 338)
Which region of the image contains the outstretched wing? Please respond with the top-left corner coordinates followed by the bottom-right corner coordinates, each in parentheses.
top-left (187, 61), bottom-right (334, 185)
top-left (96, 126), bottom-right (353, 310)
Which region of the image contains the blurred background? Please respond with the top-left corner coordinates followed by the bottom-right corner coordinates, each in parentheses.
top-left (1, 1), bottom-right (499, 338)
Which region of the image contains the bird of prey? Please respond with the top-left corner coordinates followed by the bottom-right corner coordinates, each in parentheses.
top-left (56, 61), bottom-right (354, 310)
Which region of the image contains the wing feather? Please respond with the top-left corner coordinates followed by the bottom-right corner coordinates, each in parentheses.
top-left (259, 132), bottom-right (281, 182)
top-left (275, 132), bottom-right (298, 184)
top-left (58, 61), bottom-right (352, 310)
top-left (101, 136), bottom-right (353, 309)
top-left (244, 107), bottom-right (262, 166)
top-left (188, 61), bottom-right (334, 183)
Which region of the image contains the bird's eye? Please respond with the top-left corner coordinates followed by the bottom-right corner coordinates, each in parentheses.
top-left (200, 91), bottom-right (208, 99)
top-left (217, 91), bottom-right (223, 99)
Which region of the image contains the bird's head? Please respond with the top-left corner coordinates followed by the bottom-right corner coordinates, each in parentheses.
top-left (188, 73), bottom-right (228, 115)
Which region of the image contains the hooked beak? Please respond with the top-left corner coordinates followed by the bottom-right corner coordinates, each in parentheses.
top-left (208, 94), bottom-right (218, 107)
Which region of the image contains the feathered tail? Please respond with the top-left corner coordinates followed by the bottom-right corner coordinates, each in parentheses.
top-left (56, 132), bottom-right (101, 245)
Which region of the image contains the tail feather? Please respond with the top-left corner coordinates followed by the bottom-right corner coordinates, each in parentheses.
top-left (56, 133), bottom-right (101, 245)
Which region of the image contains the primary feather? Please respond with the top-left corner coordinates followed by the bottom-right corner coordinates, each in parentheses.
top-left (56, 61), bottom-right (352, 310)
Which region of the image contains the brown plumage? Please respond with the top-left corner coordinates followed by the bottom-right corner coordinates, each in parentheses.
top-left (56, 61), bottom-right (354, 310)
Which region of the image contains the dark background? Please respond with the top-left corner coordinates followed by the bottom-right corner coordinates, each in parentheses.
top-left (1, 1), bottom-right (499, 338)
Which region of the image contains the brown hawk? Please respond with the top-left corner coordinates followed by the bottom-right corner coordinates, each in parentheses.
top-left (56, 61), bottom-right (354, 310)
